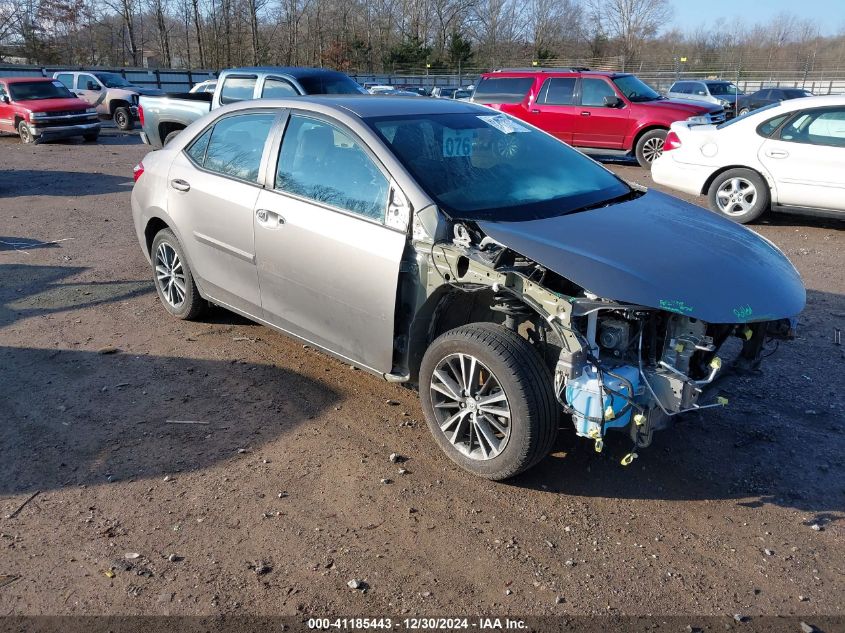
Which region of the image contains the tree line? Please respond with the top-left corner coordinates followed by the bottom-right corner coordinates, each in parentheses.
top-left (2, 0), bottom-right (844, 77)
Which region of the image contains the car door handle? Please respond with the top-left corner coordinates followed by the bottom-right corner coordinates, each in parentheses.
top-left (170, 179), bottom-right (191, 192)
top-left (530, 108), bottom-right (541, 113)
top-left (256, 209), bottom-right (285, 228)
top-left (580, 111), bottom-right (591, 116)
top-left (766, 150), bottom-right (789, 159)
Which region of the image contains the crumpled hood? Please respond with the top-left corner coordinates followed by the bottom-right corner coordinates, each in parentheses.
top-left (477, 190), bottom-right (805, 324)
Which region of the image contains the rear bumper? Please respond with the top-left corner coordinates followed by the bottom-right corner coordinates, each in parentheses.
top-left (29, 121), bottom-right (101, 140)
top-left (651, 155), bottom-right (715, 197)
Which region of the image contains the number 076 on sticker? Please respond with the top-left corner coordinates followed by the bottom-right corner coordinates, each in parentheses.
top-left (442, 129), bottom-right (474, 157)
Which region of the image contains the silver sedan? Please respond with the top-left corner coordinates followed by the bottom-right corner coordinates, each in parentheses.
top-left (132, 96), bottom-right (803, 480)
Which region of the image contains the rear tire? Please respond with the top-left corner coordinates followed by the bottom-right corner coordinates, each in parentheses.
top-left (634, 128), bottom-right (667, 168)
top-left (18, 121), bottom-right (35, 144)
top-left (707, 168), bottom-right (770, 224)
top-left (150, 228), bottom-right (205, 320)
top-left (114, 106), bottom-right (133, 131)
top-left (419, 323), bottom-right (558, 480)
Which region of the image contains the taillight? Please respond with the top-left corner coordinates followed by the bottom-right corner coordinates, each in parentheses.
top-left (133, 162), bottom-right (145, 182)
top-left (664, 131), bottom-right (682, 151)
top-left (138, 104), bottom-right (145, 127)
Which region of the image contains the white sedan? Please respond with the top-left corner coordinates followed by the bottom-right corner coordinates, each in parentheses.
top-left (652, 95), bottom-right (845, 223)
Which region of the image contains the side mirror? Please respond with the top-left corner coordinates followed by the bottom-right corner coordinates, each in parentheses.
top-left (603, 95), bottom-right (622, 108)
top-left (87, 82), bottom-right (100, 91)
top-left (0, 95), bottom-right (9, 104)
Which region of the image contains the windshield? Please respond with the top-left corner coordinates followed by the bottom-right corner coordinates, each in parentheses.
top-left (94, 72), bottom-right (134, 88)
top-left (367, 112), bottom-right (630, 221)
top-left (9, 80), bottom-right (74, 101)
top-left (707, 82), bottom-right (742, 96)
top-left (612, 75), bottom-right (661, 102)
top-left (298, 73), bottom-right (366, 95)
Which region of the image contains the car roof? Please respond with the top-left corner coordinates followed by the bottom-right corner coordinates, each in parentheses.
top-left (482, 69), bottom-right (628, 78)
top-left (1, 76), bottom-right (55, 84)
top-left (224, 94), bottom-right (489, 118)
top-left (225, 66), bottom-right (350, 78)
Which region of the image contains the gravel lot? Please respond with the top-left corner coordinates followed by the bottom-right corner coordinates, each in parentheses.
top-left (0, 130), bottom-right (843, 621)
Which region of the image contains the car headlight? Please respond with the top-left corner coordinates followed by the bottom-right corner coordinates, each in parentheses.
top-left (686, 115), bottom-right (711, 125)
top-left (719, 99), bottom-right (730, 107)
top-left (29, 112), bottom-right (47, 122)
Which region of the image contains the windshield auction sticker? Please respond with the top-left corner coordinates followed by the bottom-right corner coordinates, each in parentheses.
top-left (478, 114), bottom-right (530, 134)
top-left (442, 128), bottom-right (475, 157)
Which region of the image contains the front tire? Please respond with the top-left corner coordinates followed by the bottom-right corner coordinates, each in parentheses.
top-left (83, 132), bottom-right (99, 142)
top-left (163, 129), bottom-right (182, 146)
top-left (707, 168), bottom-right (770, 223)
top-left (634, 128), bottom-right (667, 168)
top-left (150, 229), bottom-right (205, 320)
top-left (419, 323), bottom-right (558, 480)
top-left (18, 121), bottom-right (35, 144)
top-left (114, 106), bottom-right (134, 131)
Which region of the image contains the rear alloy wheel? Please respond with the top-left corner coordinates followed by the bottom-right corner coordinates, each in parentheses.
top-left (635, 129), bottom-right (667, 168)
top-left (707, 168), bottom-right (770, 224)
top-left (151, 229), bottom-right (205, 320)
top-left (738, 107), bottom-right (751, 116)
top-left (114, 106), bottom-right (134, 131)
top-left (18, 121), bottom-right (35, 144)
top-left (420, 323), bottom-right (558, 480)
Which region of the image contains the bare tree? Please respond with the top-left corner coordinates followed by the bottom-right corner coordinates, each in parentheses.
top-left (585, 0), bottom-right (672, 69)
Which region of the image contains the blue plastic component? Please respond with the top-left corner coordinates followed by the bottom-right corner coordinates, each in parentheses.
top-left (565, 365), bottom-right (640, 437)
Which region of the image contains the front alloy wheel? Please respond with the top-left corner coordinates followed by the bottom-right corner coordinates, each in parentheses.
top-left (420, 323), bottom-right (558, 480)
top-left (430, 352), bottom-right (512, 460)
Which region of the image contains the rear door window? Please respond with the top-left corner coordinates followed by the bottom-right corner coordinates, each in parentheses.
top-left (538, 78), bottom-right (577, 105)
top-left (473, 77), bottom-right (534, 104)
top-left (200, 112), bottom-right (275, 182)
top-left (55, 73), bottom-right (73, 89)
top-left (219, 75), bottom-right (257, 105)
top-left (262, 77), bottom-right (298, 98)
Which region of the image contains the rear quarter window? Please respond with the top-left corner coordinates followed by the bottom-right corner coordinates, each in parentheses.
top-left (473, 77), bottom-right (534, 104)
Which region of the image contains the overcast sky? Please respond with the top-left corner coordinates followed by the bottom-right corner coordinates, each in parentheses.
top-left (671, 0), bottom-right (844, 36)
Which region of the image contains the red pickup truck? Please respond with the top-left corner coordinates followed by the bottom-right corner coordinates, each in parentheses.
top-left (472, 69), bottom-right (725, 168)
top-left (0, 77), bottom-right (101, 143)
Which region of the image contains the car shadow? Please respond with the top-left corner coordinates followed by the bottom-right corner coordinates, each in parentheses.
top-left (0, 263), bottom-right (153, 329)
top-left (0, 345), bottom-right (339, 496)
top-left (0, 170), bottom-right (134, 198)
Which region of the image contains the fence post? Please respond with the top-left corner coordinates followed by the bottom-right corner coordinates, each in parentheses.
top-left (188, 69), bottom-right (193, 89)
top-left (155, 69), bottom-right (161, 89)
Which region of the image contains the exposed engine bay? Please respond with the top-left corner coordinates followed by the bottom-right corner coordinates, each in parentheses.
top-left (405, 212), bottom-right (798, 464)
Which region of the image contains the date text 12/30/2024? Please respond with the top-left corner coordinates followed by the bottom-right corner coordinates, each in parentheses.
top-left (307, 618), bottom-right (528, 630)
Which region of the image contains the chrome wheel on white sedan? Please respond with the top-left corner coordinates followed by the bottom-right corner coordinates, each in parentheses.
top-left (715, 177), bottom-right (757, 217)
top-left (707, 168), bottom-right (770, 224)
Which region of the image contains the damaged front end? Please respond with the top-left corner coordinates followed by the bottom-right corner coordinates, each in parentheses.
top-left (410, 200), bottom-right (803, 463)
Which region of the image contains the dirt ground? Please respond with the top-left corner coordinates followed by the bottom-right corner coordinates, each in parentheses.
top-left (0, 129), bottom-right (843, 622)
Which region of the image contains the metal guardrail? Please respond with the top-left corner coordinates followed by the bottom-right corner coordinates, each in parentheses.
top-left (2, 62), bottom-right (843, 94)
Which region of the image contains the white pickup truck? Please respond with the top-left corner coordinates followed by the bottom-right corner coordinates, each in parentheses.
top-left (138, 66), bottom-right (367, 147)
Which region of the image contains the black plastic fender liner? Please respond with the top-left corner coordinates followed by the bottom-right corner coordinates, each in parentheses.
top-left (476, 190), bottom-right (806, 324)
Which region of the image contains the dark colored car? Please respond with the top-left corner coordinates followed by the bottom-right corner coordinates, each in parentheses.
top-left (736, 88), bottom-right (813, 115)
top-left (0, 76), bottom-right (100, 143)
top-left (472, 69), bottom-right (726, 168)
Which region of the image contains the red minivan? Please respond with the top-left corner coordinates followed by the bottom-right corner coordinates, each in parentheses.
top-left (472, 69), bottom-right (725, 168)
top-left (0, 77), bottom-right (101, 143)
